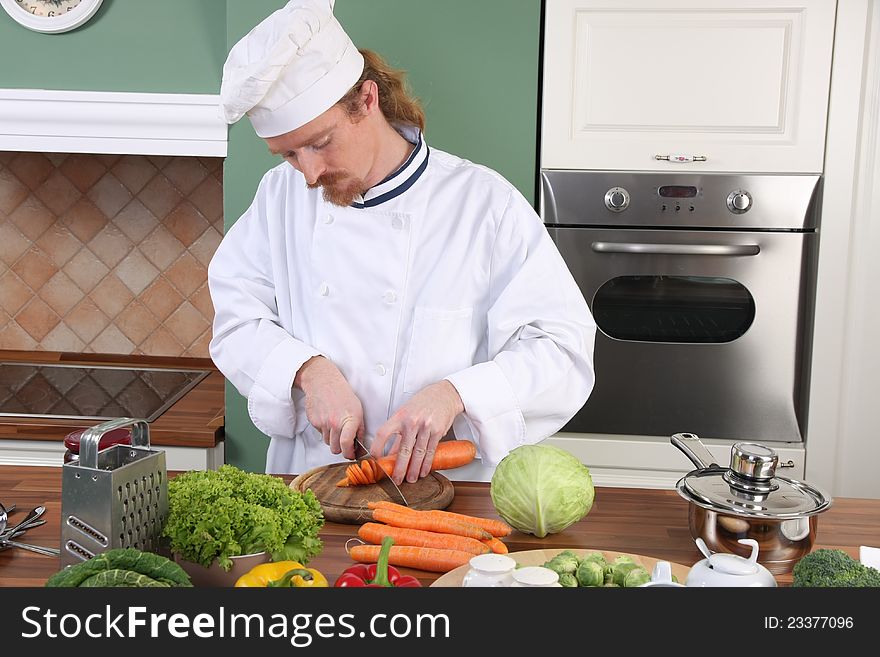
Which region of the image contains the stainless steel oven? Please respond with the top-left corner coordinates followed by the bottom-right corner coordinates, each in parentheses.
top-left (542, 171), bottom-right (821, 444)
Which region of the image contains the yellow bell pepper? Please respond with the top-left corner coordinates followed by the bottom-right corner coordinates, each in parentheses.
top-left (234, 561), bottom-right (329, 588)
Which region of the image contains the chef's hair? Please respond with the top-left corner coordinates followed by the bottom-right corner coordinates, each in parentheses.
top-left (338, 49), bottom-right (426, 131)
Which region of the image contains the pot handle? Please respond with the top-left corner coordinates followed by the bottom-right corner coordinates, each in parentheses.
top-left (671, 433), bottom-right (719, 469)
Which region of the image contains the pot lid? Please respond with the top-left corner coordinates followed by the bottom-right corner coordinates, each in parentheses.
top-left (677, 468), bottom-right (832, 518)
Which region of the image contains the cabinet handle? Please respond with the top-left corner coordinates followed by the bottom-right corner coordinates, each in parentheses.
top-left (654, 154), bottom-right (708, 163)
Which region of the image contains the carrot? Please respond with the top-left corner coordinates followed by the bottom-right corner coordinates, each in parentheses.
top-left (358, 522), bottom-right (490, 556)
top-left (360, 459), bottom-right (373, 482)
top-left (371, 508), bottom-right (491, 541)
top-left (368, 501), bottom-right (513, 537)
top-left (336, 440), bottom-right (477, 487)
top-left (482, 537), bottom-right (509, 554)
top-left (349, 544), bottom-right (474, 573)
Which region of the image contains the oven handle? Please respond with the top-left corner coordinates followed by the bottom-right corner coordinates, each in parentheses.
top-left (590, 242), bottom-right (761, 256)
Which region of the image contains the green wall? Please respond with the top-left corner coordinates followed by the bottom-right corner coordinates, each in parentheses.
top-left (0, 0), bottom-right (226, 93)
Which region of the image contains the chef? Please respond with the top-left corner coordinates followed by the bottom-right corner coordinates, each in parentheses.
top-left (209, 0), bottom-right (596, 484)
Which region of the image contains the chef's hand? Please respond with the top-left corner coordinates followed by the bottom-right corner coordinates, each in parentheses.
top-left (372, 380), bottom-right (465, 485)
top-left (294, 356), bottom-right (365, 460)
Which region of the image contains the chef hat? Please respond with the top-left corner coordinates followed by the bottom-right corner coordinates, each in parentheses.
top-left (220, 0), bottom-right (364, 138)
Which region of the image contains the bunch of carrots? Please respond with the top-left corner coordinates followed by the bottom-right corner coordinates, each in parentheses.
top-left (347, 501), bottom-right (513, 573)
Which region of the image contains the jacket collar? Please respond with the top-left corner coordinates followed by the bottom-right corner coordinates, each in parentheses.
top-left (351, 124), bottom-right (429, 209)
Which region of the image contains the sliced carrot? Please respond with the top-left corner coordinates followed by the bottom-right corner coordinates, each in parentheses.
top-left (349, 544), bottom-right (473, 573)
top-left (371, 508), bottom-right (491, 541)
top-left (358, 522), bottom-right (490, 556)
top-left (336, 476), bottom-right (350, 487)
top-left (360, 459), bottom-right (373, 482)
top-left (338, 440), bottom-right (478, 487)
top-left (482, 537), bottom-right (509, 554)
top-left (347, 464), bottom-right (364, 486)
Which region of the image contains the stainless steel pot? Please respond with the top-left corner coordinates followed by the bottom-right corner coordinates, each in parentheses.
top-left (671, 432), bottom-right (832, 575)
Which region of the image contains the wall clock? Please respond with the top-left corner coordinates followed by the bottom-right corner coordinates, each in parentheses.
top-left (0, 0), bottom-right (104, 34)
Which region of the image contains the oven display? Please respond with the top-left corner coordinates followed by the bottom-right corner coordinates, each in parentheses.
top-left (658, 185), bottom-right (698, 198)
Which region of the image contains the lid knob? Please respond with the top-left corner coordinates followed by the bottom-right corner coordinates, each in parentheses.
top-left (730, 442), bottom-right (778, 480)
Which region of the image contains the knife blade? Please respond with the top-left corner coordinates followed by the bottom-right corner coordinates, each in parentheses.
top-left (353, 437), bottom-right (408, 507)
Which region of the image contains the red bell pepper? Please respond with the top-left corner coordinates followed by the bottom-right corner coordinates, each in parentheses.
top-left (335, 536), bottom-right (422, 587)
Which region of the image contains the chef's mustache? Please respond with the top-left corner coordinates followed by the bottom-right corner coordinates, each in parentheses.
top-left (307, 171), bottom-right (348, 189)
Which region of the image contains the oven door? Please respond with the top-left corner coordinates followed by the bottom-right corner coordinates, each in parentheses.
top-left (549, 227), bottom-right (817, 443)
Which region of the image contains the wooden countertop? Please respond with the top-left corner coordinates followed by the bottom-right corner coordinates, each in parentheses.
top-left (2, 465), bottom-right (879, 587)
top-left (0, 350), bottom-right (224, 448)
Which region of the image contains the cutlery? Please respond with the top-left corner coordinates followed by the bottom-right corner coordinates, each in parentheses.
top-left (0, 538), bottom-right (60, 558)
top-left (0, 506), bottom-right (46, 540)
top-left (0, 526), bottom-right (47, 552)
top-left (0, 517), bottom-right (47, 541)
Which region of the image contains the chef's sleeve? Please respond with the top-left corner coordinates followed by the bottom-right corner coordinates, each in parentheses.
top-left (207, 178), bottom-right (321, 440)
top-left (444, 188), bottom-right (596, 465)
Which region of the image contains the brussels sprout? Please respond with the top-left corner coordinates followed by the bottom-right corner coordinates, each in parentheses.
top-left (612, 554), bottom-right (637, 567)
top-left (602, 582), bottom-right (620, 587)
top-left (623, 567), bottom-right (651, 588)
top-left (611, 561), bottom-right (641, 587)
top-left (579, 551), bottom-right (607, 568)
top-left (543, 552), bottom-right (580, 575)
top-left (576, 559), bottom-right (605, 587)
top-left (558, 573), bottom-right (579, 588)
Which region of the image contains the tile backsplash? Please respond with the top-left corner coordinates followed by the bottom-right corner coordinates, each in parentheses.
top-left (0, 152), bottom-right (223, 358)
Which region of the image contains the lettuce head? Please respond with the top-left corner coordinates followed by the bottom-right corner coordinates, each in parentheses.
top-left (490, 444), bottom-right (594, 537)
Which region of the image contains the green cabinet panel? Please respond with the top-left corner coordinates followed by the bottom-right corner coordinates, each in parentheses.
top-left (0, 0), bottom-right (225, 93)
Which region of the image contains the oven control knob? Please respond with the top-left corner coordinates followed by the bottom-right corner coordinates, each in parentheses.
top-left (727, 190), bottom-right (752, 214)
top-left (604, 187), bottom-right (630, 212)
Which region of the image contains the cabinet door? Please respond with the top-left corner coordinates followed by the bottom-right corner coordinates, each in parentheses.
top-left (542, 0), bottom-right (836, 173)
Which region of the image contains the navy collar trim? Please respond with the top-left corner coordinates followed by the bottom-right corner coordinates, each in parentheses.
top-left (351, 129), bottom-right (428, 209)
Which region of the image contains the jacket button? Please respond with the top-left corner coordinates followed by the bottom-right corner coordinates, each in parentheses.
top-left (383, 290), bottom-right (397, 304)
top-left (375, 363), bottom-right (387, 376)
top-left (319, 283), bottom-right (330, 296)
top-left (391, 217), bottom-right (405, 230)
top-left (323, 214), bottom-right (334, 225)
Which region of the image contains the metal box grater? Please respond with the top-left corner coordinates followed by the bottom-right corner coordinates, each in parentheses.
top-left (60, 417), bottom-right (167, 566)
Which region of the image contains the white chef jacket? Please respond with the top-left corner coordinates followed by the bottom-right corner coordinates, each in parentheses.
top-left (208, 125), bottom-right (596, 477)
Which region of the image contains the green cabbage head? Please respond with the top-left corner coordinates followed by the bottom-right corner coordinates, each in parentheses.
top-left (490, 444), bottom-right (595, 538)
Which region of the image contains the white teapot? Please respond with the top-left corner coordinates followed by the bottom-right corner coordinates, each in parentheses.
top-left (686, 538), bottom-right (777, 587)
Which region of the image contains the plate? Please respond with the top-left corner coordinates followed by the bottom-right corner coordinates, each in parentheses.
top-left (429, 548), bottom-right (692, 587)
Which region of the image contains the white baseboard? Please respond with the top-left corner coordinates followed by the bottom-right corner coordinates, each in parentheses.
top-left (0, 440), bottom-right (225, 471)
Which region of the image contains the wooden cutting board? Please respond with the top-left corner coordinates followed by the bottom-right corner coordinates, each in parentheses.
top-left (289, 462), bottom-right (455, 524)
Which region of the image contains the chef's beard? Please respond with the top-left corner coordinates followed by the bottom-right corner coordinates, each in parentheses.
top-left (308, 171), bottom-right (366, 207)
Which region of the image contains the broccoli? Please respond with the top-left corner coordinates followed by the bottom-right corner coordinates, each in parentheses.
top-left (792, 549), bottom-right (880, 587)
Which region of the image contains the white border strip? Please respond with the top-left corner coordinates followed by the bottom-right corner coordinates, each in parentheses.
top-left (0, 89), bottom-right (227, 157)
top-left (0, 439), bottom-right (225, 471)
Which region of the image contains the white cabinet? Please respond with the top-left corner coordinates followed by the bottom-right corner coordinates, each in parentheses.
top-left (541, 0), bottom-right (837, 173)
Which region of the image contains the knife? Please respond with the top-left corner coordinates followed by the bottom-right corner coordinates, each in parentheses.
top-left (353, 437), bottom-right (409, 507)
